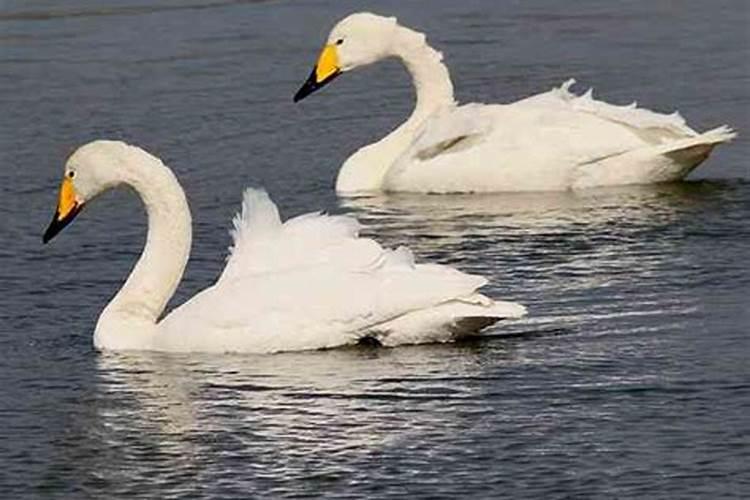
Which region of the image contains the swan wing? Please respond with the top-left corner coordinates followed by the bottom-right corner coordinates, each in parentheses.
top-left (384, 80), bottom-right (733, 192)
top-left (517, 78), bottom-right (700, 141)
top-left (162, 256), bottom-right (510, 353)
top-left (218, 189), bottom-right (383, 282)
top-left (408, 103), bottom-right (495, 161)
top-left (159, 189), bottom-right (525, 352)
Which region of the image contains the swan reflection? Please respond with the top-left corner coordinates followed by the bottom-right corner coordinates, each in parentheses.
top-left (340, 182), bottom-right (720, 240)
top-left (90, 344), bottom-right (521, 488)
top-left (340, 182), bottom-right (720, 337)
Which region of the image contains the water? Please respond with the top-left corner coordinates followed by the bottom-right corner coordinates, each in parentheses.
top-left (1, 0), bottom-right (749, 497)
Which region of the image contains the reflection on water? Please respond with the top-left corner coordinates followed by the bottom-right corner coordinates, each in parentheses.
top-left (88, 346), bottom-right (524, 496)
top-left (340, 182), bottom-right (720, 243)
top-left (339, 183), bottom-right (738, 340)
top-left (93, 345), bottom-right (501, 439)
top-left (73, 303), bottom-right (723, 499)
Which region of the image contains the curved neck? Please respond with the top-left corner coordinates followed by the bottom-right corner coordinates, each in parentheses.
top-left (98, 154), bottom-right (192, 332)
top-left (336, 24), bottom-right (455, 193)
top-left (392, 24), bottom-right (455, 127)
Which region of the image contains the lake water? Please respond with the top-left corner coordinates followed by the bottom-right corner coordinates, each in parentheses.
top-left (1, 0), bottom-right (748, 498)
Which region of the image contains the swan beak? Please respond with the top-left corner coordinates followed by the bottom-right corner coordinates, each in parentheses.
top-left (293, 44), bottom-right (341, 102)
top-left (43, 177), bottom-right (82, 243)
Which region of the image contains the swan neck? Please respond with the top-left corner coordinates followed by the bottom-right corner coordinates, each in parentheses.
top-left (391, 24), bottom-right (455, 124)
top-left (99, 158), bottom-right (192, 330)
top-left (335, 25), bottom-right (456, 194)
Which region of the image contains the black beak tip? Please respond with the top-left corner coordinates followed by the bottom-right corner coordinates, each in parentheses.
top-left (43, 215), bottom-right (63, 244)
top-left (293, 68), bottom-right (341, 103)
top-left (42, 224), bottom-right (57, 244)
top-left (293, 85), bottom-right (314, 103)
top-left (293, 68), bottom-right (318, 103)
top-left (42, 205), bottom-right (81, 244)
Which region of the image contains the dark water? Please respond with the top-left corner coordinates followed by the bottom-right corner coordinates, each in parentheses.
top-left (1, 0), bottom-right (749, 498)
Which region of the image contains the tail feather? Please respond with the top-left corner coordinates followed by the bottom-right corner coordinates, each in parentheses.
top-left (658, 125), bottom-right (736, 165)
top-left (373, 297), bottom-right (527, 347)
top-left (573, 124), bottom-right (736, 189)
top-left (695, 125), bottom-right (737, 145)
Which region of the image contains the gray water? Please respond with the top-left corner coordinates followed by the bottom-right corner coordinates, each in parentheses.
top-left (1, 0), bottom-right (749, 498)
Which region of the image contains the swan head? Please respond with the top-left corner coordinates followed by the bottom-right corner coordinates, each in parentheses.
top-left (42, 140), bottom-right (143, 243)
top-left (293, 12), bottom-right (398, 102)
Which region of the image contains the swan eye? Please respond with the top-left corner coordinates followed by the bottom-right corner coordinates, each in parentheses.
top-left (67, 170), bottom-right (76, 179)
top-left (335, 38), bottom-right (344, 45)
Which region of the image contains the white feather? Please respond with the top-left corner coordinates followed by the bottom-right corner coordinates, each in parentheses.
top-left (219, 188), bottom-right (375, 281)
top-left (159, 188), bottom-right (526, 352)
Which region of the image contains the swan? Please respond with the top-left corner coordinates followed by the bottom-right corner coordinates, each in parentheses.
top-left (42, 140), bottom-right (526, 353)
top-left (293, 12), bottom-right (736, 194)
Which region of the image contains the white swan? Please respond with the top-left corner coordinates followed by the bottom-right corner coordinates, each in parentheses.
top-left (42, 140), bottom-right (526, 353)
top-left (294, 12), bottom-right (736, 194)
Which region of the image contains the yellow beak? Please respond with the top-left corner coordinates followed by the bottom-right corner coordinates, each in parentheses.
top-left (294, 44), bottom-right (342, 102)
top-left (315, 44), bottom-right (340, 83)
top-left (43, 177), bottom-right (82, 243)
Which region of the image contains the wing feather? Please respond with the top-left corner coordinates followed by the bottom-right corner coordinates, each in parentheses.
top-left (157, 189), bottom-right (515, 352)
top-left (219, 188), bottom-right (381, 282)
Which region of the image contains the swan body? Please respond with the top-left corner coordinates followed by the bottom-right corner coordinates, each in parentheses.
top-left (43, 141), bottom-right (526, 353)
top-left (294, 13), bottom-right (736, 194)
